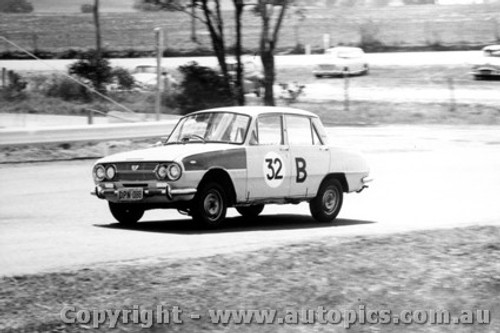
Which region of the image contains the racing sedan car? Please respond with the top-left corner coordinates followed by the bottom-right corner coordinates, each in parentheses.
top-left (313, 47), bottom-right (369, 78)
top-left (470, 45), bottom-right (500, 80)
top-left (91, 106), bottom-right (371, 227)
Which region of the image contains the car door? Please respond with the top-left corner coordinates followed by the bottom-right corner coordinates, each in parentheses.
top-left (245, 114), bottom-right (291, 201)
top-left (285, 115), bottom-right (330, 199)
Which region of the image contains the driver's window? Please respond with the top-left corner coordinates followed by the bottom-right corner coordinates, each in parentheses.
top-left (256, 115), bottom-right (283, 145)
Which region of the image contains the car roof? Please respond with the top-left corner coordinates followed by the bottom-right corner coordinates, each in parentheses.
top-left (190, 106), bottom-right (319, 118)
top-left (326, 46), bottom-right (364, 52)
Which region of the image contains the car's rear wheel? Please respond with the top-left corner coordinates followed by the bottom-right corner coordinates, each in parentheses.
top-left (191, 182), bottom-right (227, 227)
top-left (309, 179), bottom-right (343, 223)
top-left (236, 204), bottom-right (265, 218)
top-left (108, 202), bottom-right (144, 225)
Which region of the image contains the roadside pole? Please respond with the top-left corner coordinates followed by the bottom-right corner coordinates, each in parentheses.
top-left (155, 27), bottom-right (164, 121)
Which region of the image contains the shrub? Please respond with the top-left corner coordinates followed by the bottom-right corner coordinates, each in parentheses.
top-left (68, 50), bottom-right (113, 95)
top-left (0, 70), bottom-right (28, 101)
top-left (111, 67), bottom-right (135, 90)
top-left (175, 62), bottom-right (234, 114)
top-left (44, 76), bottom-right (90, 102)
top-left (0, 0), bottom-right (33, 13)
top-left (359, 19), bottom-right (384, 51)
top-left (80, 4), bottom-right (94, 13)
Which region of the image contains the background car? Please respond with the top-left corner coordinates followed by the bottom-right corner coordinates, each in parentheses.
top-left (313, 46), bottom-right (369, 78)
top-left (471, 45), bottom-right (500, 80)
top-left (91, 106), bottom-right (370, 228)
top-left (131, 65), bottom-right (177, 90)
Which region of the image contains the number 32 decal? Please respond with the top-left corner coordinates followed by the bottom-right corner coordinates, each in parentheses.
top-left (263, 152), bottom-right (286, 188)
top-left (265, 158), bottom-right (283, 180)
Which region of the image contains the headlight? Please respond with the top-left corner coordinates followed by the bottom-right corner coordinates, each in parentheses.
top-left (105, 165), bottom-right (116, 180)
top-left (156, 163), bottom-right (181, 180)
top-left (156, 164), bottom-right (169, 179)
top-left (167, 163), bottom-right (181, 181)
top-left (95, 165), bottom-right (106, 181)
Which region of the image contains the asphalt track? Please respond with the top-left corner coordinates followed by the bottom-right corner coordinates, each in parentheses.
top-left (1, 125), bottom-right (499, 276)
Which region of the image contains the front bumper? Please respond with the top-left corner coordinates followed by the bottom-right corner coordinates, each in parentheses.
top-left (91, 183), bottom-right (197, 202)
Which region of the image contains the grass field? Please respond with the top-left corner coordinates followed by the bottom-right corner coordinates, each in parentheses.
top-left (1, 4), bottom-right (500, 55)
top-left (33, 0), bottom-right (136, 13)
top-left (1, 225), bottom-right (499, 332)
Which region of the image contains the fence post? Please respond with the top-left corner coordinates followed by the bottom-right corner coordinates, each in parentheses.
top-left (344, 71), bottom-right (350, 112)
top-left (154, 27), bottom-right (164, 121)
top-left (1, 68), bottom-right (6, 89)
top-left (323, 33), bottom-right (330, 52)
top-left (88, 110), bottom-right (94, 125)
top-left (448, 77), bottom-right (456, 112)
top-left (32, 33), bottom-right (38, 52)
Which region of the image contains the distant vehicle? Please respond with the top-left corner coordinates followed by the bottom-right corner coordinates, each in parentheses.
top-left (226, 58), bottom-right (264, 96)
top-left (91, 106), bottom-right (371, 227)
top-left (471, 45), bottom-right (500, 80)
top-left (313, 47), bottom-right (369, 78)
top-left (132, 65), bottom-right (177, 90)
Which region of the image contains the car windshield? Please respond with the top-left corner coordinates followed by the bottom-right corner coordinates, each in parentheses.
top-left (166, 112), bottom-right (250, 145)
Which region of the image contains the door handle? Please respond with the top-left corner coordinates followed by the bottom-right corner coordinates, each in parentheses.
top-left (320, 146), bottom-right (330, 151)
top-left (280, 146), bottom-right (289, 151)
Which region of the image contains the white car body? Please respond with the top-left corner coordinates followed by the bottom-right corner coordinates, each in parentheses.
top-left (313, 47), bottom-right (369, 77)
top-left (471, 45), bottom-right (500, 79)
top-left (91, 106), bottom-right (370, 227)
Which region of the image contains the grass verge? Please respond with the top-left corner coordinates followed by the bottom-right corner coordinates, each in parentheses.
top-left (1, 225), bottom-right (499, 332)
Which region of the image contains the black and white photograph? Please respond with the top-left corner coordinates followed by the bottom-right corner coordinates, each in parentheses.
top-left (0, 0), bottom-right (499, 331)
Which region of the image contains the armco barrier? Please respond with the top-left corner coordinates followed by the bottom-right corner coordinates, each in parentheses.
top-left (0, 121), bottom-right (176, 146)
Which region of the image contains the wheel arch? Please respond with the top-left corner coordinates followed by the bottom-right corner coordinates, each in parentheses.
top-left (198, 168), bottom-right (237, 206)
top-left (319, 173), bottom-right (349, 193)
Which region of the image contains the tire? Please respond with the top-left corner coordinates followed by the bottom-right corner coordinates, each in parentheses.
top-left (191, 182), bottom-right (227, 227)
top-left (108, 202), bottom-right (144, 225)
top-left (236, 204), bottom-right (265, 218)
top-left (309, 179), bottom-right (343, 223)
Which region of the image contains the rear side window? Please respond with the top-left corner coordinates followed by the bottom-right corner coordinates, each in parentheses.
top-left (286, 115), bottom-right (314, 145)
top-left (256, 115), bottom-right (283, 145)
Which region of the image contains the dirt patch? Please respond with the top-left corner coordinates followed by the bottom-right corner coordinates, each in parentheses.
top-left (1, 225), bottom-right (499, 332)
top-left (0, 139), bottom-right (156, 164)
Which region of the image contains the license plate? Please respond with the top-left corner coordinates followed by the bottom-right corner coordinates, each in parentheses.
top-left (118, 188), bottom-right (143, 201)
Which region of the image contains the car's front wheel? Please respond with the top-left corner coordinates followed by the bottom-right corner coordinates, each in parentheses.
top-left (309, 179), bottom-right (343, 223)
top-left (108, 202), bottom-right (144, 225)
top-left (236, 204), bottom-right (265, 218)
top-left (191, 182), bottom-right (227, 227)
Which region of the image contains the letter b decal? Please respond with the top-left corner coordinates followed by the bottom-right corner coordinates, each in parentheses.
top-left (295, 158), bottom-right (307, 183)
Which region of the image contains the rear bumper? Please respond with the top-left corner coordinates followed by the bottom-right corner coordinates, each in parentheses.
top-left (357, 176), bottom-right (373, 193)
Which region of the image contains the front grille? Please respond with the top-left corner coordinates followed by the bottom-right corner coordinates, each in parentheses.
top-left (114, 162), bottom-right (158, 181)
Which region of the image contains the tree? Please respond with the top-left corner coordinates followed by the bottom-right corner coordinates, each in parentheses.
top-left (256, 0), bottom-right (288, 106)
top-left (69, 50), bottom-right (113, 95)
top-left (93, 0), bottom-right (103, 59)
top-left (0, 0), bottom-right (33, 13)
top-left (136, 0), bottom-right (244, 105)
top-left (175, 62), bottom-right (234, 114)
